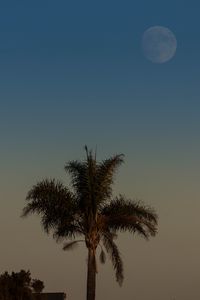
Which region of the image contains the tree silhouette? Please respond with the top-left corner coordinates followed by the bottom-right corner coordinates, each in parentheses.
top-left (22, 147), bottom-right (158, 300)
top-left (0, 270), bottom-right (34, 300)
top-left (31, 279), bottom-right (44, 293)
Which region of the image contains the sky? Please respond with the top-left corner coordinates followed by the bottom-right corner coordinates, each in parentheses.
top-left (0, 0), bottom-right (200, 299)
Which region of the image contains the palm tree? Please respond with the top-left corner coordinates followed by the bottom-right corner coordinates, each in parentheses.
top-left (22, 146), bottom-right (158, 300)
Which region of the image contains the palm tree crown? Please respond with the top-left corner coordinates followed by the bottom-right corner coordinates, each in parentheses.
top-left (22, 146), bottom-right (158, 300)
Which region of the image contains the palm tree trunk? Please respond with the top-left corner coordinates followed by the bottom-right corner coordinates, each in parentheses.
top-left (86, 248), bottom-right (96, 300)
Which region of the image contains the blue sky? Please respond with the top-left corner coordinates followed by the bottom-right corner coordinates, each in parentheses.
top-left (0, 1), bottom-right (200, 300)
top-left (1, 0), bottom-right (200, 136)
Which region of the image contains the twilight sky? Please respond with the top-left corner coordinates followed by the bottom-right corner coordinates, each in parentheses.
top-left (0, 1), bottom-right (200, 299)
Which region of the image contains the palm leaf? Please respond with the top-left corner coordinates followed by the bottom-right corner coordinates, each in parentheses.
top-left (63, 240), bottom-right (83, 251)
top-left (102, 232), bottom-right (123, 286)
top-left (21, 179), bottom-right (81, 235)
top-left (102, 195), bottom-right (157, 223)
top-left (102, 195), bottom-right (158, 238)
top-left (99, 249), bottom-right (106, 264)
top-left (65, 160), bottom-right (95, 216)
top-left (95, 154), bottom-right (124, 206)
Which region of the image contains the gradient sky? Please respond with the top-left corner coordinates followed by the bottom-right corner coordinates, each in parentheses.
top-left (1, 1), bottom-right (200, 299)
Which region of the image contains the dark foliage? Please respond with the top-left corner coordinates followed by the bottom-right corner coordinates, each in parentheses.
top-left (0, 270), bottom-right (44, 300)
top-left (31, 279), bottom-right (44, 293)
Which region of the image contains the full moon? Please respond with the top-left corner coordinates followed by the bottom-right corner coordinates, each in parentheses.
top-left (142, 26), bottom-right (177, 63)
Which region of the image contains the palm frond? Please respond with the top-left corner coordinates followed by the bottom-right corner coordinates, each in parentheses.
top-left (64, 150), bottom-right (125, 220)
top-left (64, 160), bottom-right (87, 193)
top-left (65, 160), bottom-right (94, 214)
top-left (99, 249), bottom-right (106, 264)
top-left (21, 179), bottom-right (81, 235)
top-left (102, 195), bottom-right (158, 238)
top-left (102, 195), bottom-right (157, 223)
top-left (53, 223), bottom-right (83, 241)
top-left (22, 179), bottom-right (74, 215)
top-left (102, 232), bottom-right (123, 286)
top-left (65, 148), bottom-right (99, 219)
top-left (95, 154), bottom-right (124, 206)
top-left (63, 240), bottom-right (84, 251)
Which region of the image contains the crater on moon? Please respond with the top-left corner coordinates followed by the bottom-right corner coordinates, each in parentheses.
top-left (142, 26), bottom-right (177, 63)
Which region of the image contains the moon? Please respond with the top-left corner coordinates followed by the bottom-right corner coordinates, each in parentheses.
top-left (142, 26), bottom-right (177, 63)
